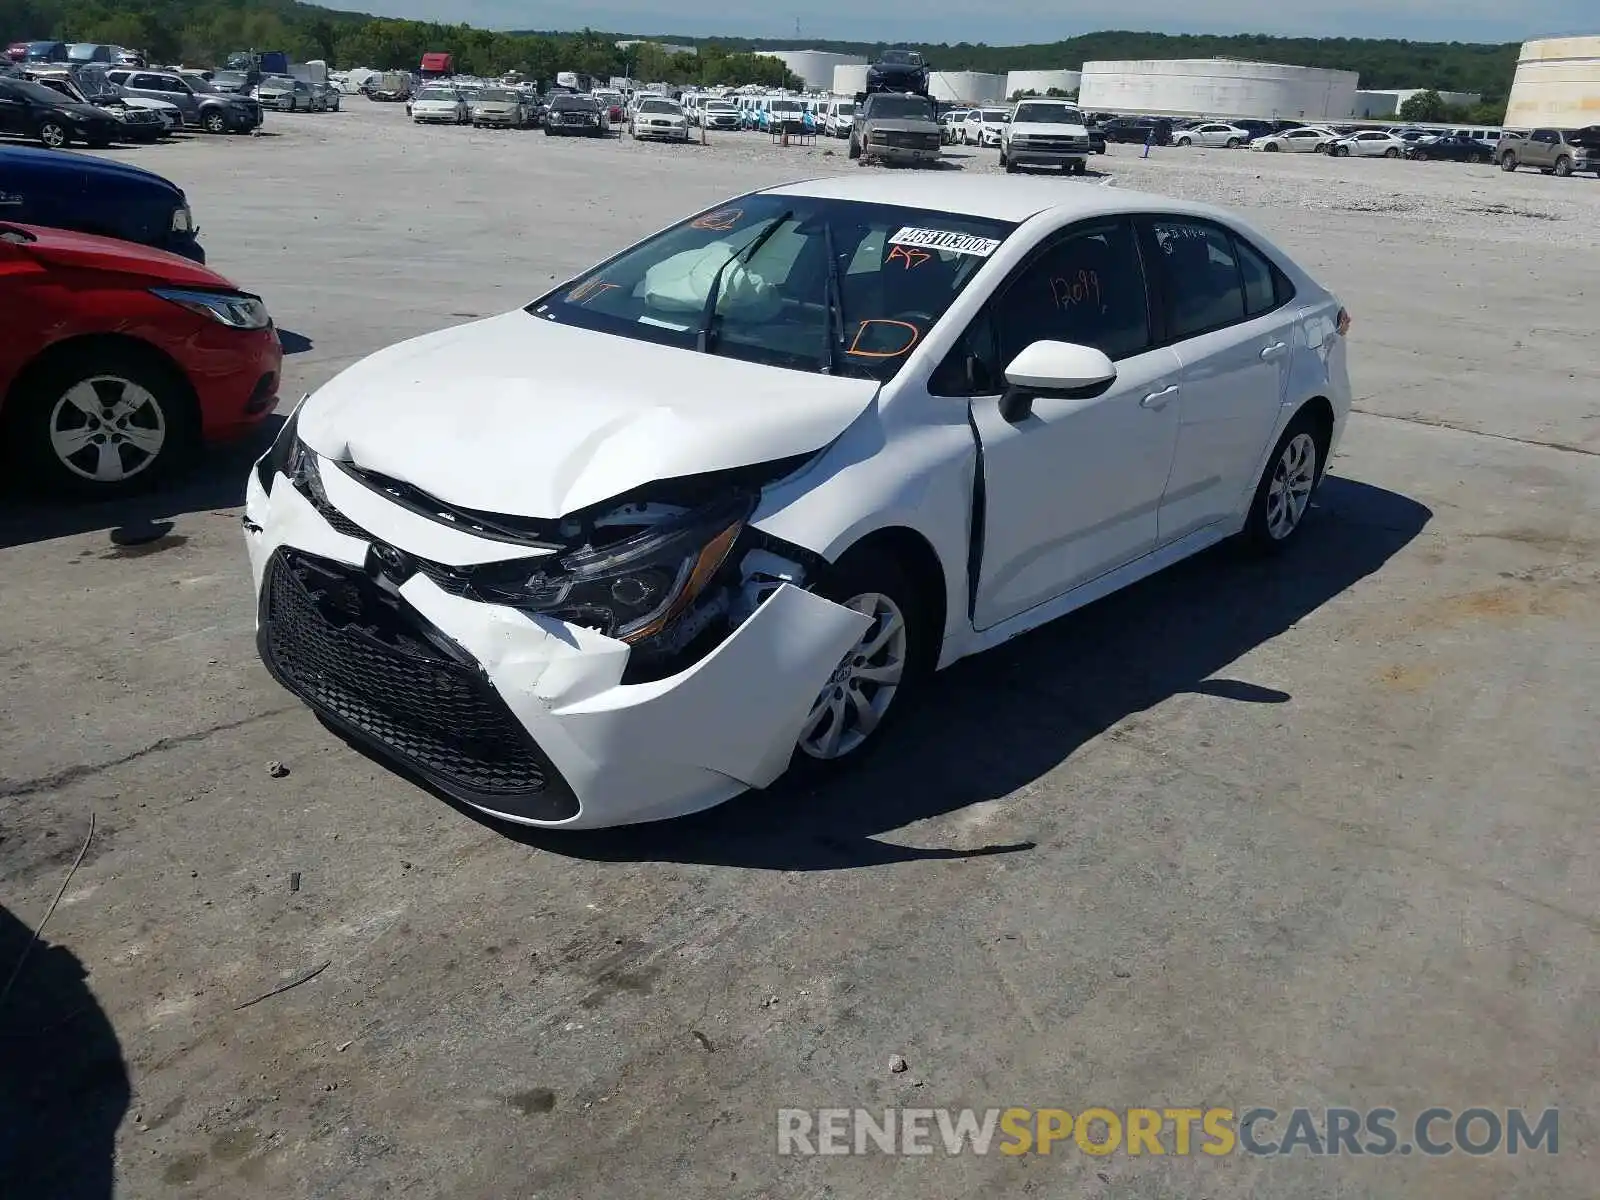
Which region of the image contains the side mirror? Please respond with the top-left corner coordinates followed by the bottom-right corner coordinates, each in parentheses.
top-left (998, 341), bottom-right (1117, 421)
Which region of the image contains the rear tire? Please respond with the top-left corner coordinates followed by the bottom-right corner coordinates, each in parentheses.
top-left (37, 120), bottom-right (69, 148)
top-left (5, 345), bottom-right (197, 498)
top-left (1227, 137), bottom-right (1241, 148)
top-left (1240, 411), bottom-right (1327, 554)
top-left (1264, 142), bottom-right (1279, 152)
top-left (1500, 152), bottom-right (1518, 171)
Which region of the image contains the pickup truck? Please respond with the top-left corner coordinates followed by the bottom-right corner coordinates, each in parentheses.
top-left (1496, 127), bottom-right (1600, 177)
top-left (1000, 98), bottom-right (1092, 175)
top-left (849, 91), bottom-right (942, 166)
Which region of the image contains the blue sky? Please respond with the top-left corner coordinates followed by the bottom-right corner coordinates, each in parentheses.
top-left (353, 0), bottom-right (1592, 44)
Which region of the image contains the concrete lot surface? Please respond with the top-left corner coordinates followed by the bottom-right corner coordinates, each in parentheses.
top-left (1, 105), bottom-right (1596, 1198)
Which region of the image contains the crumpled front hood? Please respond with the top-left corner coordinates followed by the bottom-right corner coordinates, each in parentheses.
top-left (296, 311), bottom-right (880, 520)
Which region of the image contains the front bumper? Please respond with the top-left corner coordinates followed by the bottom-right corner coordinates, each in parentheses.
top-left (636, 125), bottom-right (689, 140)
top-left (191, 324), bottom-right (282, 441)
top-left (243, 462), bottom-right (870, 829)
top-left (865, 141), bottom-right (941, 164)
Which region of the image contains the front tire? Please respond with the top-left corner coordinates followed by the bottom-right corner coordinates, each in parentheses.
top-left (37, 120), bottom-right (69, 148)
top-left (203, 110), bottom-right (227, 134)
top-left (1554, 155), bottom-right (1572, 177)
top-left (1500, 151), bottom-right (1517, 171)
top-left (1264, 142), bottom-right (1279, 152)
top-left (791, 551), bottom-right (930, 772)
top-left (847, 135), bottom-right (860, 159)
top-left (1177, 136), bottom-right (1191, 147)
top-left (1384, 146), bottom-right (1399, 158)
top-left (1241, 413), bottom-right (1326, 553)
top-left (6, 347), bottom-right (196, 498)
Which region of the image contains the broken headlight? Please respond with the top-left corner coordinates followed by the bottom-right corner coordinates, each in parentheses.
top-left (479, 492), bottom-right (753, 644)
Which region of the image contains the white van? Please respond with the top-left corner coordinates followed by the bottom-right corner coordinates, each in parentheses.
top-left (823, 97), bottom-right (856, 137)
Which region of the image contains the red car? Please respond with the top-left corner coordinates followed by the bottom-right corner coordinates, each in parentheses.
top-left (1, 221), bottom-right (281, 496)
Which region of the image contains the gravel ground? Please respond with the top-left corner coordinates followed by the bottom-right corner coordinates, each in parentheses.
top-left (1, 102), bottom-right (1597, 1199)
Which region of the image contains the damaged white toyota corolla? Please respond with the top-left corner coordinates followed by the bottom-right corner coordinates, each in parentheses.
top-left (245, 175), bottom-right (1352, 829)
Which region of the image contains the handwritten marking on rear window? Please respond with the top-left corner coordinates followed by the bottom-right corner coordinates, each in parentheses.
top-left (691, 208), bottom-right (743, 231)
top-left (1050, 270), bottom-right (1102, 309)
top-left (888, 228), bottom-right (1001, 258)
top-left (886, 245), bottom-right (932, 270)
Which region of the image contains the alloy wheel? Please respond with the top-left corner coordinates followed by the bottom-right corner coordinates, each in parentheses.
top-left (48, 376), bottom-right (167, 484)
top-left (797, 592), bottom-right (908, 760)
top-left (39, 122), bottom-right (67, 147)
top-left (1265, 432), bottom-right (1317, 541)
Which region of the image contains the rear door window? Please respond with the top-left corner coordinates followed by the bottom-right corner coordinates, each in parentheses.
top-left (1148, 219), bottom-right (1246, 339)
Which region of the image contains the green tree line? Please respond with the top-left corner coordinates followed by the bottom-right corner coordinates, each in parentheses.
top-left (3, 0), bottom-right (1520, 104)
top-left (0, 0), bottom-right (799, 87)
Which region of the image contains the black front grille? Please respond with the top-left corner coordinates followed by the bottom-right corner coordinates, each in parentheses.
top-left (1016, 137), bottom-right (1089, 152)
top-left (883, 131), bottom-right (939, 150)
top-left (261, 549), bottom-right (564, 804)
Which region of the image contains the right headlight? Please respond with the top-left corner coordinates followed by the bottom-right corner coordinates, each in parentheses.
top-left (152, 286), bottom-right (269, 330)
top-left (474, 493), bottom-right (754, 644)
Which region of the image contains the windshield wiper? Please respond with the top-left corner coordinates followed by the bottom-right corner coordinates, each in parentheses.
top-left (695, 211), bottom-right (790, 354)
top-left (819, 221), bottom-right (847, 375)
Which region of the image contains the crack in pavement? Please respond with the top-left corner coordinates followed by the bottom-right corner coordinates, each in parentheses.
top-left (0, 706), bottom-right (297, 800)
top-left (1350, 407), bottom-right (1598, 457)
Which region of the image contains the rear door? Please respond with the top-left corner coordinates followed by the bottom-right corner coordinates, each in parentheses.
top-left (1141, 215), bottom-right (1300, 545)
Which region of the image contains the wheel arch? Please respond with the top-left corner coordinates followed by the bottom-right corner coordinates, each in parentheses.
top-left (824, 525), bottom-right (948, 667)
top-left (3, 332), bottom-right (200, 443)
top-left (1288, 394), bottom-right (1336, 483)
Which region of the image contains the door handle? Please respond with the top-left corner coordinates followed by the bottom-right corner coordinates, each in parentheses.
top-left (1260, 341), bottom-right (1288, 359)
top-left (1140, 385), bottom-right (1178, 409)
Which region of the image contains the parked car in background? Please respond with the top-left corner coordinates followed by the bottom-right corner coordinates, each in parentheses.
top-left (410, 85), bottom-right (469, 125)
top-left (209, 69), bottom-right (251, 94)
top-left (1174, 122), bottom-right (1251, 148)
top-left (961, 106), bottom-right (1010, 146)
top-left (108, 68), bottom-right (262, 133)
top-left (0, 74), bottom-right (125, 147)
top-left (543, 93), bottom-right (605, 136)
top-left (1407, 133), bottom-right (1494, 163)
top-left (1000, 98), bottom-right (1091, 174)
top-left (470, 87), bottom-right (528, 128)
top-left (23, 67), bottom-right (168, 141)
top-left (1250, 126), bottom-right (1338, 153)
top-left (939, 108), bottom-right (967, 144)
top-left (243, 176), bottom-right (1349, 829)
top-left (0, 144), bottom-right (202, 260)
top-left (823, 98), bottom-right (855, 137)
top-left (256, 75), bottom-right (313, 112)
top-left (850, 91), bottom-right (941, 164)
top-left (1328, 130), bottom-right (1406, 158)
top-left (630, 96), bottom-right (690, 142)
top-left (309, 82), bottom-right (340, 111)
top-left (1099, 115), bottom-right (1172, 145)
top-left (591, 89), bottom-right (625, 122)
top-left (66, 43), bottom-right (119, 65)
top-left (865, 47), bottom-right (929, 97)
top-left (700, 98), bottom-right (741, 130)
top-left (1, 222), bottom-right (280, 497)
top-left (1497, 127), bottom-right (1599, 177)
top-left (16, 41), bottom-right (69, 63)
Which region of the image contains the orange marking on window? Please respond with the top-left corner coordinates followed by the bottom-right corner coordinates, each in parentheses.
top-left (846, 319), bottom-right (921, 358)
top-left (1050, 269), bottom-right (1102, 309)
top-left (886, 244), bottom-right (932, 270)
top-left (691, 208), bottom-right (744, 231)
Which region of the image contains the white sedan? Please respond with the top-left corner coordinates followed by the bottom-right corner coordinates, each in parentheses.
top-left (410, 86), bottom-right (468, 125)
top-left (1250, 126), bottom-right (1338, 153)
top-left (1328, 130), bottom-right (1407, 158)
top-left (245, 176), bottom-right (1352, 829)
top-left (630, 97), bottom-right (690, 141)
top-left (1173, 122), bottom-right (1251, 148)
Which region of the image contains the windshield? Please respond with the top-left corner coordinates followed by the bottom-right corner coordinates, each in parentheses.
top-left (880, 50), bottom-right (922, 66)
top-left (871, 95), bottom-right (933, 120)
top-left (1013, 102), bottom-right (1080, 124)
top-left (528, 194), bottom-right (1015, 382)
top-left (74, 65), bottom-right (114, 99)
top-left (980, 109), bottom-right (1009, 121)
top-left (552, 95), bottom-right (596, 110)
top-left (836, 103), bottom-right (855, 115)
top-left (480, 88), bottom-right (516, 101)
top-left (417, 87), bottom-right (455, 100)
top-left (640, 99), bottom-right (679, 114)
top-left (770, 100), bottom-right (801, 113)
top-left (183, 74), bottom-right (218, 93)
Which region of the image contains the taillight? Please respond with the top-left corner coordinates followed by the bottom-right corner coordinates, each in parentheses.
top-left (1336, 307), bottom-right (1352, 336)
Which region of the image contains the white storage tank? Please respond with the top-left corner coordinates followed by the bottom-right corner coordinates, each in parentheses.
top-left (929, 71), bottom-right (1007, 106)
top-left (1505, 36), bottom-right (1600, 129)
top-left (761, 49), bottom-right (867, 91)
top-left (1005, 69), bottom-right (1082, 99)
top-left (1078, 58), bottom-right (1359, 121)
top-left (832, 63), bottom-right (869, 96)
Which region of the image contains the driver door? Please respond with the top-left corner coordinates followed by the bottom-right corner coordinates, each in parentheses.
top-left (934, 218), bottom-right (1182, 630)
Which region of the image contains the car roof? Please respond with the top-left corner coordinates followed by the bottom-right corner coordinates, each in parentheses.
top-left (762, 174), bottom-right (1244, 226)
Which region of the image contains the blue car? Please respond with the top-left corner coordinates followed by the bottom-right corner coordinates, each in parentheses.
top-left (0, 144), bottom-right (203, 262)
